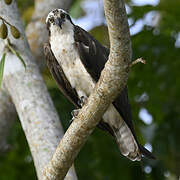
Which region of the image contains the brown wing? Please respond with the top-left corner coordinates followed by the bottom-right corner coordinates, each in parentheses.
top-left (44, 42), bottom-right (114, 136)
top-left (44, 43), bottom-right (80, 108)
top-left (74, 26), bottom-right (155, 159)
top-left (74, 26), bottom-right (109, 82)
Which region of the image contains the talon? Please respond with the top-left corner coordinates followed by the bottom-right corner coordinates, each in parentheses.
top-left (70, 96), bottom-right (88, 123)
top-left (71, 109), bottom-right (80, 119)
top-left (69, 118), bottom-right (73, 124)
top-left (77, 99), bottom-right (82, 107)
top-left (78, 96), bottom-right (88, 107)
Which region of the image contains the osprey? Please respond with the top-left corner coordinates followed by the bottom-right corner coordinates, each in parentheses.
top-left (44, 9), bottom-right (155, 161)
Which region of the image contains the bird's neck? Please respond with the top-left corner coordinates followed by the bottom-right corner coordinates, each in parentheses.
top-left (50, 21), bottom-right (74, 36)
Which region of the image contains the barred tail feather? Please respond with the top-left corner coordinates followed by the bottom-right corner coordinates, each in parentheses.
top-left (139, 144), bottom-right (156, 159)
top-left (114, 121), bottom-right (141, 161)
top-left (114, 121), bottom-right (155, 161)
top-left (102, 104), bottom-right (155, 161)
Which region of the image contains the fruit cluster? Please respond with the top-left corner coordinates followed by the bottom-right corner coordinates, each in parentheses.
top-left (0, 20), bottom-right (20, 39)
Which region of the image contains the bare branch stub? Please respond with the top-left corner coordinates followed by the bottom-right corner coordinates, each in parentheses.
top-left (129, 58), bottom-right (146, 68)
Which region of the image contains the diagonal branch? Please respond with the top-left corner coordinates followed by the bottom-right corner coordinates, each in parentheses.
top-left (43, 0), bottom-right (131, 179)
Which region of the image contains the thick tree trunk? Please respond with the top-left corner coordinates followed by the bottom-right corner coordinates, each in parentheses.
top-left (0, 0), bottom-right (73, 156)
top-left (43, 0), bottom-right (131, 179)
top-left (0, 0), bottom-right (77, 179)
top-left (0, 90), bottom-right (16, 152)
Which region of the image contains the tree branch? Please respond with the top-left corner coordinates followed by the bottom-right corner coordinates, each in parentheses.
top-left (129, 58), bottom-right (146, 68)
top-left (0, 0), bottom-right (76, 179)
top-left (43, 0), bottom-right (131, 179)
top-left (0, 90), bottom-right (17, 153)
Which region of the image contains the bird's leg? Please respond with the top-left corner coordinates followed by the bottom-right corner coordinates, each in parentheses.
top-left (70, 96), bottom-right (88, 123)
top-left (78, 96), bottom-right (88, 107)
top-left (71, 109), bottom-right (80, 120)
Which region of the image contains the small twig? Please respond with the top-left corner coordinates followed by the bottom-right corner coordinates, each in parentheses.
top-left (6, 38), bottom-right (26, 69)
top-left (0, 16), bottom-right (12, 26)
top-left (129, 58), bottom-right (146, 68)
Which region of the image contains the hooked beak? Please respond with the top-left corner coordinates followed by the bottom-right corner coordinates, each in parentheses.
top-left (54, 18), bottom-right (64, 29)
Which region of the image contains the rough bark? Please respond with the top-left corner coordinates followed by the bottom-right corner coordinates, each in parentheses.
top-left (0, 1), bottom-right (77, 179)
top-left (0, 90), bottom-right (17, 153)
top-left (0, 0), bottom-right (73, 156)
top-left (43, 0), bottom-right (131, 179)
top-left (26, 0), bottom-right (72, 67)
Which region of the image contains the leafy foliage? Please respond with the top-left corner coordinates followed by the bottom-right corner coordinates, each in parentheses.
top-left (70, 0), bottom-right (85, 18)
top-left (0, 121), bottom-right (37, 180)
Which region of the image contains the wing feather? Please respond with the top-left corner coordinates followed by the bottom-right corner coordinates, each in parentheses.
top-left (74, 26), bottom-right (155, 159)
top-left (74, 26), bottom-right (109, 81)
top-left (74, 26), bottom-right (135, 132)
top-left (44, 43), bottom-right (80, 108)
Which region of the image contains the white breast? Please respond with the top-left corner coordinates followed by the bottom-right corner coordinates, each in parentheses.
top-left (50, 24), bottom-right (95, 98)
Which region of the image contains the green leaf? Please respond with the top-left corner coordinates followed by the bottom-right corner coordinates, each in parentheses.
top-left (7, 44), bottom-right (26, 69)
top-left (15, 50), bottom-right (26, 69)
top-left (69, 0), bottom-right (85, 19)
top-left (0, 53), bottom-right (6, 88)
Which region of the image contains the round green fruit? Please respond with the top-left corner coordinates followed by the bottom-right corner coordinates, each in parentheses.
top-left (10, 25), bottom-right (20, 39)
top-left (0, 22), bottom-right (8, 39)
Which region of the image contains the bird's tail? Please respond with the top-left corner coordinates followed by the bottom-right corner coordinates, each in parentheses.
top-left (113, 121), bottom-right (155, 161)
top-left (113, 120), bottom-right (142, 161)
top-left (139, 144), bottom-right (156, 159)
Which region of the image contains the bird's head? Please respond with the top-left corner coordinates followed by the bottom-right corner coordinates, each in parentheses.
top-left (46, 9), bottom-right (73, 33)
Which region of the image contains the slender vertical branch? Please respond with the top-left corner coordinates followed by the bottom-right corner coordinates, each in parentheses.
top-left (43, 0), bottom-right (132, 179)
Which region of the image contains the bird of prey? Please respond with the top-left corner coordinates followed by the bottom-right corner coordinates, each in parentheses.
top-left (44, 9), bottom-right (155, 161)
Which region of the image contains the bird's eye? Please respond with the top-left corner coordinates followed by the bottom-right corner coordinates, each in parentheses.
top-left (49, 18), bottom-right (54, 23)
top-left (60, 13), bottom-right (65, 19)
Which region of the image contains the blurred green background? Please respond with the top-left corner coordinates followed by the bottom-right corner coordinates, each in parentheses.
top-left (0, 0), bottom-right (180, 179)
